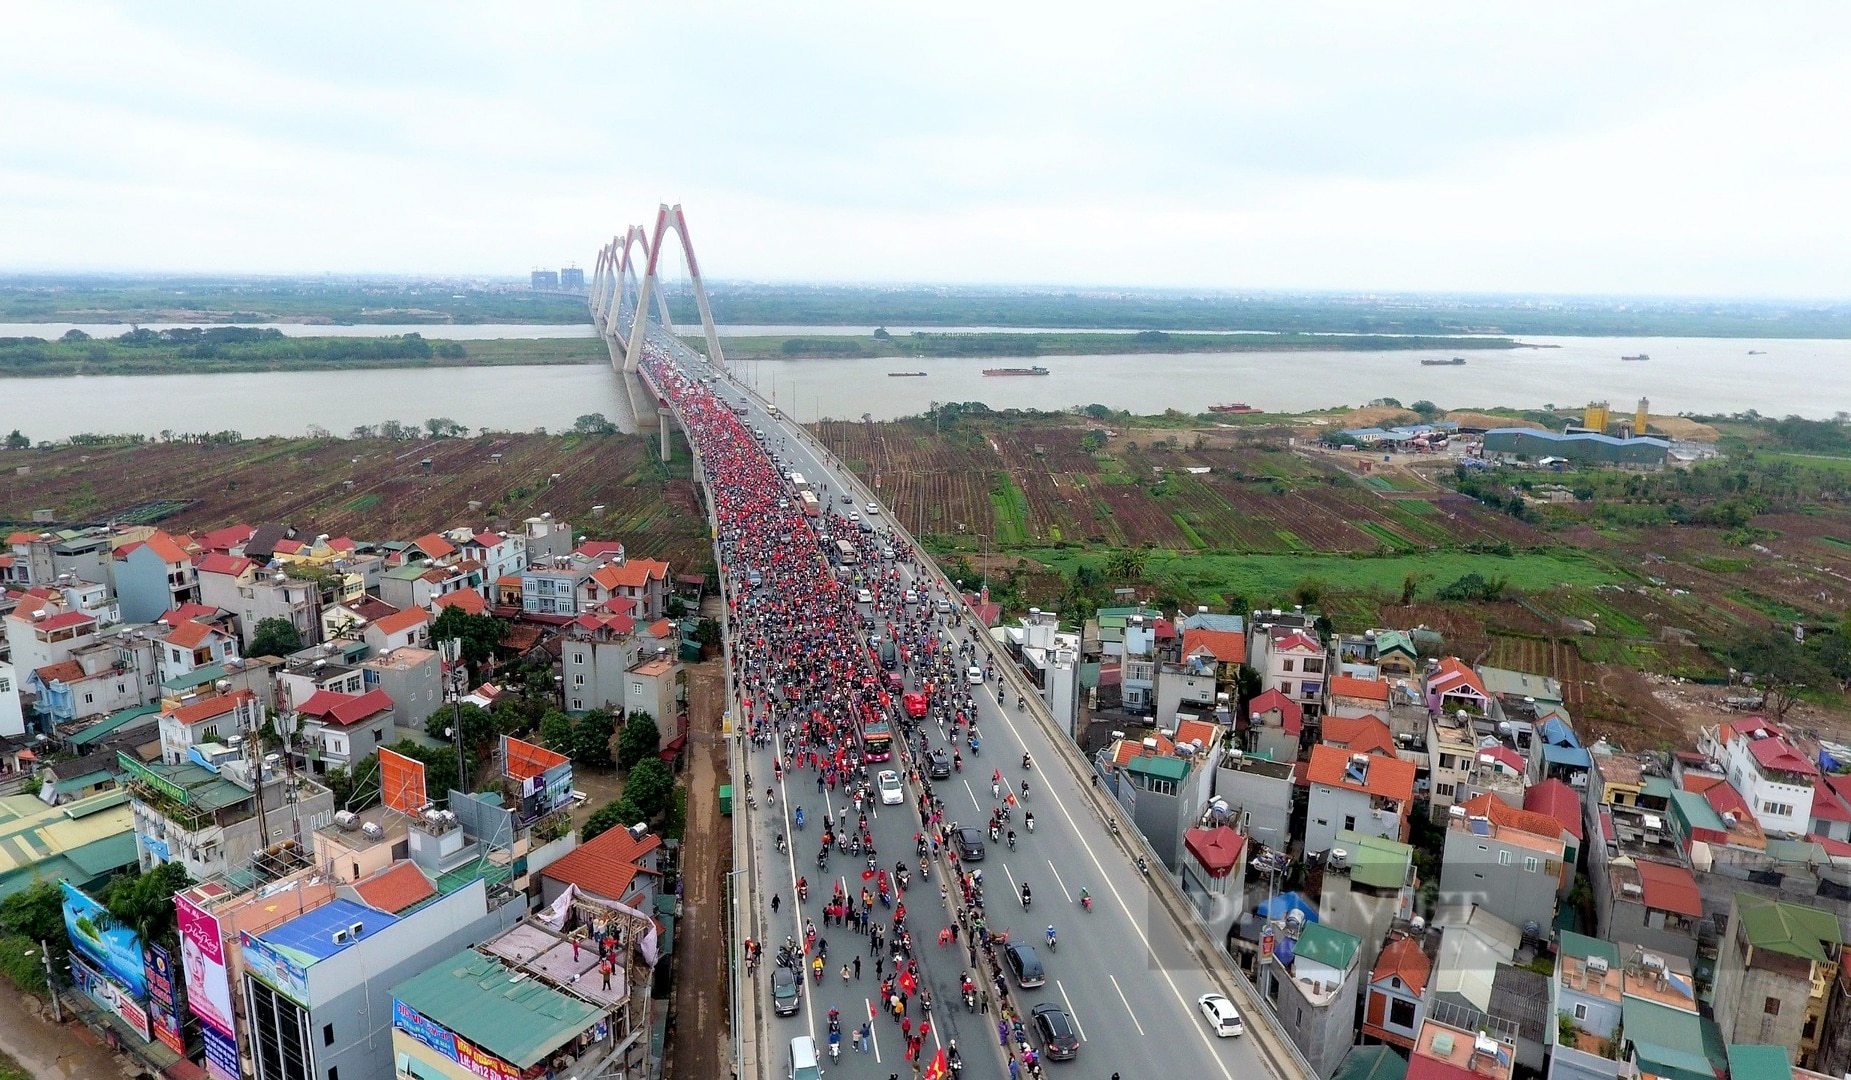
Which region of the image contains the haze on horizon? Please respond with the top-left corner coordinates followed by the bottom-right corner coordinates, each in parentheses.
top-left (4, 3), bottom-right (1850, 299)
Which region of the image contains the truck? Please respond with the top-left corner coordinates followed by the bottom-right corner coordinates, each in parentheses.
top-left (799, 490), bottom-right (821, 517)
top-left (788, 471), bottom-right (810, 492)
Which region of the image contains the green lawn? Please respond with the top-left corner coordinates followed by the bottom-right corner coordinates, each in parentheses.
top-left (1026, 547), bottom-right (1625, 605)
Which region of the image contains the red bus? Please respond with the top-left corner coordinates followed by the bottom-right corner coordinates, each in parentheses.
top-left (860, 716), bottom-right (893, 762)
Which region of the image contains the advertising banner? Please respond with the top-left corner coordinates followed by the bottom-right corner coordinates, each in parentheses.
top-left (61, 882), bottom-right (147, 998)
top-left (177, 894), bottom-right (237, 1036)
top-left (393, 998), bottom-right (537, 1080)
top-left (145, 941), bottom-right (185, 1054)
top-left (68, 951), bottom-right (152, 1041)
top-left (240, 930), bottom-right (310, 1006)
top-left (202, 1020), bottom-right (240, 1080)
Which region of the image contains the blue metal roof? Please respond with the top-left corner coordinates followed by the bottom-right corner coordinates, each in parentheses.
top-left (1484, 427), bottom-right (1670, 448)
top-left (1255, 892), bottom-right (1319, 923)
top-left (1539, 716), bottom-right (1580, 748)
top-left (259, 898), bottom-right (397, 962)
top-left (1544, 743), bottom-right (1592, 769)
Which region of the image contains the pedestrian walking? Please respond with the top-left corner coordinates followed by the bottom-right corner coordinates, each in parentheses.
top-left (771, 893), bottom-right (781, 913)
top-left (853, 955), bottom-right (861, 979)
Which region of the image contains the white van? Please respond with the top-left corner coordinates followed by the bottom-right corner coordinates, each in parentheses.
top-left (789, 1035), bottom-right (822, 1080)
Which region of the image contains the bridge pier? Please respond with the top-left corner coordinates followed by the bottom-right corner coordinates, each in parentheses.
top-left (658, 408), bottom-right (674, 462)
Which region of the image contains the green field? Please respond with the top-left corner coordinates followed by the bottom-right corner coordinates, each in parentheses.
top-left (712, 330), bottom-right (1524, 361)
top-left (0, 331), bottom-right (604, 377)
top-left (1025, 547), bottom-right (1626, 605)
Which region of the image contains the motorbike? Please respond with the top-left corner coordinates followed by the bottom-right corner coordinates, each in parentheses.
top-left (1046, 927), bottom-right (1057, 952)
top-left (963, 987), bottom-right (977, 1012)
top-left (1022, 754), bottom-right (1032, 770)
top-left (1020, 885), bottom-right (1031, 910)
top-left (1024, 812), bottom-right (1035, 833)
top-left (1080, 892), bottom-right (1092, 912)
top-left (1007, 830), bottom-right (1016, 850)
top-left (1138, 857), bottom-right (1150, 877)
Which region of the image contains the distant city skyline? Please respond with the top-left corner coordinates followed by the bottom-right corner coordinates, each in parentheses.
top-left (4, 4), bottom-right (1850, 297)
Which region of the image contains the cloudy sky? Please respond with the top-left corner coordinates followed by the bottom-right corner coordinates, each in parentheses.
top-left (4, 3), bottom-right (1849, 295)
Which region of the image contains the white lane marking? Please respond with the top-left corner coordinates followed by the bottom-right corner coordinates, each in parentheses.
top-left (864, 996), bottom-right (882, 1062)
top-left (1108, 974), bottom-right (1146, 1036)
top-left (1059, 979), bottom-right (1091, 1041)
top-left (1046, 860), bottom-right (1073, 904)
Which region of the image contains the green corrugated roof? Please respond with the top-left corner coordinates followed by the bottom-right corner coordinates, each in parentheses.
top-left (71, 704), bottom-right (162, 747)
top-left (392, 949), bottom-right (600, 1069)
top-left (1641, 776), bottom-right (1674, 800)
top-left (1333, 1045), bottom-right (1408, 1080)
top-left (161, 664), bottom-right (231, 694)
top-left (50, 771), bottom-right (114, 795)
top-left (1125, 754), bottom-right (1190, 781)
top-left (1373, 630), bottom-right (1416, 658)
top-left (1726, 1045), bottom-right (1793, 1080)
top-left (1334, 830), bottom-right (1412, 890)
top-left (385, 563), bottom-right (432, 580)
top-left (1558, 930), bottom-right (1619, 965)
top-left (1670, 790), bottom-right (1724, 832)
top-left (1293, 922), bottom-right (1360, 971)
top-left (1624, 999), bottom-right (1709, 1080)
top-left (61, 831), bottom-right (139, 877)
top-left (1736, 894), bottom-right (1843, 961)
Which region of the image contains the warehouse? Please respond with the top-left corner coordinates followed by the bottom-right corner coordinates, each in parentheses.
top-left (1481, 428), bottom-right (1670, 468)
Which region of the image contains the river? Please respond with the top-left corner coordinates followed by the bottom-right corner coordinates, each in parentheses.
top-left (0, 334), bottom-right (1842, 440)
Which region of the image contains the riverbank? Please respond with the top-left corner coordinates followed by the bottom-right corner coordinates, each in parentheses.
top-left (711, 329), bottom-right (1528, 360)
top-left (0, 333), bottom-right (606, 376)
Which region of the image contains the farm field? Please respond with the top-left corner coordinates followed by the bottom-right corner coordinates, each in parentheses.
top-left (0, 433), bottom-right (712, 572)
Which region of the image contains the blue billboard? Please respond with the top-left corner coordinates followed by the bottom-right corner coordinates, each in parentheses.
top-left (61, 882), bottom-right (147, 999)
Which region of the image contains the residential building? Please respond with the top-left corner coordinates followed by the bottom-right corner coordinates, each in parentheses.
top-left (123, 743), bottom-right (335, 881)
top-left (1322, 714), bottom-right (1397, 757)
top-left (1439, 801), bottom-right (1565, 937)
top-left (456, 530), bottom-right (526, 586)
top-left (562, 613), bottom-right (641, 713)
top-left (1548, 931), bottom-right (1626, 1080)
top-left (1617, 957), bottom-right (1712, 1080)
top-left (1535, 715), bottom-right (1593, 790)
top-left (579, 557), bottom-right (672, 621)
top-left (36, 748), bottom-right (124, 805)
top-left (275, 642), bottom-right (372, 711)
top-left (1247, 688), bottom-right (1305, 764)
top-left (363, 606), bottom-right (430, 655)
top-left (522, 554), bottom-right (598, 617)
top-left (522, 514), bottom-right (575, 563)
top-left (1337, 1046), bottom-right (1410, 1080)
top-left (1408, 1019), bottom-right (1516, 1080)
top-left (9, 527), bottom-right (115, 590)
top-left (1263, 921), bottom-right (1362, 1079)
top-left (430, 588), bottom-right (487, 618)
top-left (320, 595), bottom-right (401, 643)
top-left (1429, 905), bottom-right (1521, 1022)
top-left (1213, 747), bottom-right (1295, 851)
top-left (1154, 654), bottom-right (1219, 723)
top-left (1177, 622), bottom-right (1246, 699)
top-left (1489, 963), bottom-right (1552, 1073)
top-left (359, 646), bottom-right (442, 730)
top-left (197, 557), bottom-right (322, 650)
top-left (155, 618), bottom-right (240, 684)
top-left (293, 689), bottom-right (396, 774)
top-left (1371, 630), bottom-right (1420, 678)
top-left (536, 824), bottom-right (664, 910)
top-left (1596, 854), bottom-right (1705, 963)
top-left (1587, 744), bottom-right (1649, 810)
top-left (241, 881), bottom-right (523, 1080)
top-left (0, 661), bottom-right (21, 738)
top-left (1363, 932), bottom-right (1433, 1050)
top-left (19, 621), bottom-right (160, 728)
top-left (111, 532), bottom-right (199, 624)
top-left (379, 562), bottom-right (447, 612)
top-left (1108, 732), bottom-right (1216, 872)
top-left (1305, 744), bottom-right (1416, 854)
top-left (1425, 657), bottom-right (1491, 717)
top-left (1251, 621), bottom-right (1327, 717)
top-left (1712, 894), bottom-right (1843, 1067)
top-left (1522, 778), bottom-right (1586, 896)
top-left (1328, 675), bottom-right (1392, 719)
top-left (1717, 719), bottom-right (1818, 837)
top-left (624, 654), bottom-right (681, 743)
top-left (1428, 708), bottom-right (1479, 821)
top-left (1320, 830), bottom-right (1417, 973)
top-left (1181, 824), bottom-right (1246, 944)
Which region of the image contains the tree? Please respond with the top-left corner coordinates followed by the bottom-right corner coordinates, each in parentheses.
top-left (424, 703), bottom-right (499, 763)
top-left (0, 880), bottom-right (66, 945)
top-left (249, 617), bottom-right (302, 659)
top-left (617, 712), bottom-right (661, 771)
top-left (1104, 548), bottom-right (1148, 580)
top-left (693, 618), bottom-right (722, 656)
top-left (625, 758), bottom-right (675, 820)
top-left (1721, 625), bottom-right (1834, 720)
top-left (572, 709), bottom-right (617, 767)
top-left (872, 327), bottom-right (891, 340)
top-left (104, 863), bottom-right (192, 946)
top-left (3, 430), bottom-right (27, 450)
top-left (324, 761), bottom-right (381, 812)
top-left (1231, 664), bottom-right (1263, 714)
top-left (573, 413), bottom-right (618, 435)
top-left (538, 709), bottom-right (577, 754)
top-left (584, 796), bottom-right (643, 842)
top-left (384, 739), bottom-right (460, 807)
top-left (1410, 400), bottom-right (1440, 420)
top-left (431, 607), bottom-right (504, 676)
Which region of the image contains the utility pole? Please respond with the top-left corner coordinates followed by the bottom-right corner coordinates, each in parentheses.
top-left (38, 941), bottom-right (60, 1022)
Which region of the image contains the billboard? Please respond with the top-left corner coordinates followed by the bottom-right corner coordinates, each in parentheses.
top-left (68, 951), bottom-right (151, 1041)
top-left (177, 892), bottom-right (242, 1080)
top-left (379, 746), bottom-right (428, 815)
top-left (394, 999), bottom-right (534, 1080)
top-left (240, 930), bottom-right (310, 1006)
top-left (145, 941), bottom-right (185, 1055)
top-left (503, 736), bottom-right (574, 820)
top-left (61, 882), bottom-right (147, 998)
top-left (502, 735), bottom-right (569, 781)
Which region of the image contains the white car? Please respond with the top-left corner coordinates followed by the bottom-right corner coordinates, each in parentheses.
top-left (866, 502), bottom-right (881, 515)
top-left (1198, 993), bottom-right (1244, 1037)
top-left (903, 590), bottom-right (919, 605)
top-left (857, 588), bottom-right (874, 604)
top-left (877, 770), bottom-right (905, 806)
top-left (967, 665), bottom-right (985, 685)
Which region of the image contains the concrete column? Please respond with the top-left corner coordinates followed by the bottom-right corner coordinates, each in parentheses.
top-left (659, 408), bottom-right (674, 462)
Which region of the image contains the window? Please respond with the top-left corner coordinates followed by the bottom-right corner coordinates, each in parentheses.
top-left (574, 674), bottom-right (585, 687)
top-left (323, 1024), bottom-right (335, 1046)
top-left (572, 699), bottom-right (584, 711)
top-left (573, 653), bottom-right (585, 665)
top-left (329, 1069), bottom-right (338, 1080)
top-left (1498, 850), bottom-right (1512, 866)
top-left (1343, 815), bottom-right (1356, 832)
top-left (1525, 857), bottom-right (1540, 873)
top-left (1573, 1002), bottom-right (1588, 1021)
top-left (1439, 754), bottom-right (1457, 770)
top-left (1303, 658), bottom-right (1324, 674)
top-left (1765, 997), bottom-right (1781, 1016)
top-left (1390, 998), bottom-right (1417, 1028)
top-left (1282, 660), bottom-right (1295, 672)
top-left (1435, 783), bottom-right (1455, 798)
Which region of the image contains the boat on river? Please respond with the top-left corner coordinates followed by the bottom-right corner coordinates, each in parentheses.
top-left (887, 371), bottom-right (928, 377)
top-left (1621, 354), bottom-right (1649, 361)
top-left (982, 366), bottom-right (1050, 376)
top-left (1421, 357), bottom-right (1467, 366)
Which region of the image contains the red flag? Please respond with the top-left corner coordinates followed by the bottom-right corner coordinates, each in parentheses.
top-left (899, 968), bottom-right (917, 996)
top-left (922, 1047), bottom-right (949, 1080)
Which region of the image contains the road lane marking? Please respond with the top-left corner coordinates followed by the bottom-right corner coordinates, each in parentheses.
top-left (864, 997), bottom-right (881, 1062)
top-left (1108, 974), bottom-right (1147, 1036)
top-left (1058, 979), bottom-right (1091, 1041)
top-left (1046, 860), bottom-right (1073, 904)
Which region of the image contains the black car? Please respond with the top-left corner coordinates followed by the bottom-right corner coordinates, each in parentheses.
top-left (1004, 943), bottom-right (1045, 988)
top-left (927, 749), bottom-right (952, 780)
top-left (956, 827), bottom-right (986, 862)
top-left (771, 966), bottom-right (800, 1017)
top-left (1032, 1003), bottom-right (1080, 1059)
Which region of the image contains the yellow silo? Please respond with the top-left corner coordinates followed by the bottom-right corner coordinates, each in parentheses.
top-left (1635, 398), bottom-right (1649, 437)
top-left (1583, 401), bottom-right (1610, 434)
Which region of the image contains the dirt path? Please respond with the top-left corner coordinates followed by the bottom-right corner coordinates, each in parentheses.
top-left (667, 659), bottom-right (731, 1080)
top-left (0, 989), bottom-right (136, 1080)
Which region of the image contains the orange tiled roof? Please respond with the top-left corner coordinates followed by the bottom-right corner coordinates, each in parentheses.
top-left (1322, 715), bottom-right (1396, 755)
top-left (432, 590), bottom-right (487, 615)
top-left (1373, 934), bottom-right (1433, 995)
top-left (169, 690), bottom-right (254, 725)
top-left (1306, 743), bottom-right (1416, 802)
top-left (1111, 733), bottom-right (1175, 767)
top-left (371, 608), bottom-right (430, 636)
top-left (1181, 627), bottom-right (1245, 665)
top-left (1428, 657), bottom-right (1487, 699)
top-left (409, 533), bottom-right (457, 560)
top-left (1457, 792), bottom-right (1567, 841)
top-left (352, 861), bottom-right (438, 915)
top-left (540, 827), bottom-right (662, 902)
top-left (35, 660), bottom-right (86, 685)
top-left (1330, 675), bottom-right (1390, 701)
top-left (163, 620), bottom-right (220, 649)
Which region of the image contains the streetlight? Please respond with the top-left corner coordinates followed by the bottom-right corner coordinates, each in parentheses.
top-left (24, 942), bottom-right (59, 1021)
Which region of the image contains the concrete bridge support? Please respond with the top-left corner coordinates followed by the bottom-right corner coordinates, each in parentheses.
top-left (659, 408), bottom-right (674, 462)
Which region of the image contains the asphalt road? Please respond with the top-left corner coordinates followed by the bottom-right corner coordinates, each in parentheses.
top-left (686, 357), bottom-right (1279, 1080)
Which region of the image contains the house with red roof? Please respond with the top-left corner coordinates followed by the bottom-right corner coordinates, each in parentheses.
top-left (579, 558), bottom-right (672, 621)
top-left (1251, 622), bottom-right (1329, 716)
top-left (363, 607), bottom-right (430, 655)
top-left (294, 688), bottom-right (397, 774)
top-left (1521, 778), bottom-right (1585, 883)
top-left (112, 530), bottom-right (200, 623)
top-left (1440, 794), bottom-right (1569, 930)
top-left (158, 689), bottom-right (265, 764)
top-left (1182, 825), bottom-right (1246, 940)
top-left (1305, 743), bottom-right (1417, 853)
top-left (1408, 1019), bottom-right (1513, 1080)
top-left (398, 532), bottom-right (459, 566)
top-left (538, 825), bottom-right (663, 911)
top-left (459, 530), bottom-right (528, 584)
top-left (195, 524), bottom-right (255, 556)
top-left (1425, 658), bottom-right (1490, 715)
top-left (1362, 933), bottom-right (1433, 1049)
top-left (349, 859), bottom-right (439, 915)
top-left (1322, 715), bottom-right (1397, 758)
top-left (1247, 688), bottom-right (1305, 764)
top-left (1599, 855), bottom-right (1705, 963)
top-left (431, 588), bottom-right (488, 617)
top-left (196, 555), bottom-right (321, 652)
top-left (155, 618), bottom-right (239, 683)
top-left (1327, 675), bottom-right (1392, 719)
top-left (1718, 719), bottom-right (1817, 836)
top-left (320, 595), bottom-right (402, 642)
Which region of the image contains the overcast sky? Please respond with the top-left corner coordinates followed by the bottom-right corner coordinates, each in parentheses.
top-left (4, 3), bottom-right (1850, 295)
